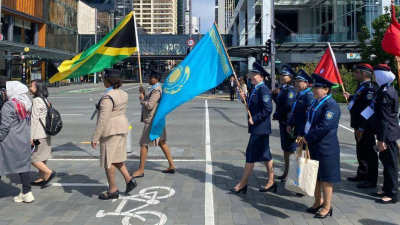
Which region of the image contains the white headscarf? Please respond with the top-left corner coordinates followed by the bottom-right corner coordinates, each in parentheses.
top-left (374, 70), bottom-right (396, 87)
top-left (6, 81), bottom-right (32, 111)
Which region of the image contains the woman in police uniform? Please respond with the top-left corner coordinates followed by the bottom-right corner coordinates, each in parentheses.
top-left (287, 69), bottom-right (314, 142)
top-left (371, 64), bottom-right (400, 204)
top-left (230, 69), bottom-right (276, 194)
top-left (272, 65), bottom-right (297, 181)
top-left (91, 69), bottom-right (137, 200)
top-left (298, 74), bottom-right (341, 219)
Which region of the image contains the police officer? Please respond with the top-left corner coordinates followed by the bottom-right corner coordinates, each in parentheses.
top-left (287, 69), bottom-right (314, 141)
top-left (370, 64), bottom-right (400, 204)
top-left (343, 64), bottom-right (378, 188)
top-left (230, 69), bottom-right (276, 194)
top-left (91, 69), bottom-right (137, 200)
top-left (298, 74), bottom-right (341, 218)
top-left (272, 65), bottom-right (297, 181)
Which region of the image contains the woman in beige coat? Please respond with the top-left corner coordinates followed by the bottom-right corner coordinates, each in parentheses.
top-left (91, 69), bottom-right (137, 200)
top-left (30, 80), bottom-right (56, 188)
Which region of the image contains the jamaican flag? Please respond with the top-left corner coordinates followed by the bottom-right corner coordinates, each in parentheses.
top-left (49, 12), bottom-right (138, 83)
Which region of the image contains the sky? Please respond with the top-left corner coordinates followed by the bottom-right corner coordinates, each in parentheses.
top-left (192, 0), bottom-right (215, 34)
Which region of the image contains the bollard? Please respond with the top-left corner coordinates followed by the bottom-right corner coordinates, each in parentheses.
top-left (127, 125), bottom-right (133, 153)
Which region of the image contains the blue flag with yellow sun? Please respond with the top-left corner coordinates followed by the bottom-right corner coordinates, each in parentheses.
top-left (149, 24), bottom-right (233, 140)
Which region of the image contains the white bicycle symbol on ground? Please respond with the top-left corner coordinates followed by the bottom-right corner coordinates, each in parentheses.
top-left (96, 186), bottom-right (175, 225)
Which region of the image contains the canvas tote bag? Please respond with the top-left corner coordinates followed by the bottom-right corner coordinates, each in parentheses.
top-left (285, 144), bottom-right (319, 196)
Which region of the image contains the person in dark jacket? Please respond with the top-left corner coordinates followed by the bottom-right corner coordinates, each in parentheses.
top-left (370, 64), bottom-right (400, 204)
top-left (228, 76), bottom-right (237, 101)
top-left (0, 76), bottom-right (9, 112)
top-left (287, 69), bottom-right (314, 141)
top-left (298, 74), bottom-right (341, 219)
top-left (272, 65), bottom-right (297, 181)
top-left (230, 69), bottom-right (276, 194)
top-left (343, 63), bottom-right (378, 188)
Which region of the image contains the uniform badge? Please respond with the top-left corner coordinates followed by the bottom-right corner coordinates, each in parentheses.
top-left (288, 92), bottom-right (294, 99)
top-left (263, 95), bottom-right (270, 103)
top-left (325, 111), bottom-right (334, 120)
top-left (357, 92), bottom-right (362, 95)
top-left (366, 94), bottom-right (373, 100)
top-left (383, 97), bottom-right (388, 104)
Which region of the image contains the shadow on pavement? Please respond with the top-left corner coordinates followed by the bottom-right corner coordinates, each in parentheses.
top-left (358, 219), bottom-right (397, 225)
top-left (0, 175), bottom-right (22, 198)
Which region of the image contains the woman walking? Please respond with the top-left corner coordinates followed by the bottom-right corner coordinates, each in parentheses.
top-left (91, 69), bottom-right (137, 200)
top-left (272, 65), bottom-right (297, 181)
top-left (30, 80), bottom-right (56, 188)
top-left (298, 74), bottom-right (341, 218)
top-left (0, 81), bottom-right (34, 203)
top-left (230, 69), bottom-right (275, 194)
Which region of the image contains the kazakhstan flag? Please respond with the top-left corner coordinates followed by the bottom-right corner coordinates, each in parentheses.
top-left (149, 24), bottom-right (233, 140)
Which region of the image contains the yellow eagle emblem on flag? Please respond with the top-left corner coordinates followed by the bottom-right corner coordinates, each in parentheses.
top-left (164, 65), bottom-right (190, 94)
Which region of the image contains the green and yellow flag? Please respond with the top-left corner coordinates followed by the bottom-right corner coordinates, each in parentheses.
top-left (49, 12), bottom-right (138, 83)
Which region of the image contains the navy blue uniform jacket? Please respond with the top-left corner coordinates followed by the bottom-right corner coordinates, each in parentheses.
top-left (374, 84), bottom-right (400, 142)
top-left (304, 96), bottom-right (341, 156)
top-left (247, 83), bottom-right (273, 135)
top-left (349, 81), bottom-right (376, 131)
top-left (287, 89), bottom-right (314, 137)
top-left (272, 85), bottom-right (296, 123)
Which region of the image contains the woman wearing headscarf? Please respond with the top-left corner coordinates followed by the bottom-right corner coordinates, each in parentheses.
top-left (0, 81), bottom-right (33, 203)
top-left (370, 64), bottom-right (400, 204)
top-left (298, 74), bottom-right (341, 219)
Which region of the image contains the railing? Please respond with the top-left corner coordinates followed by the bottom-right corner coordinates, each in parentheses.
top-left (282, 33), bottom-right (353, 43)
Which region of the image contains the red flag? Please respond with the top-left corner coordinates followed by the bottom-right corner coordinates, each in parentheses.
top-left (314, 43), bottom-right (343, 86)
top-left (382, 4), bottom-right (400, 56)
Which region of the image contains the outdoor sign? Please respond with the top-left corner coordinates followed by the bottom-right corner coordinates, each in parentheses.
top-left (187, 38), bottom-right (195, 47)
top-left (347, 53), bottom-right (361, 59)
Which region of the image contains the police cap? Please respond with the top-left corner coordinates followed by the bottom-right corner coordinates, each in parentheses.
top-left (252, 62), bottom-right (270, 78)
top-left (312, 73), bottom-right (335, 88)
top-left (355, 63), bottom-right (373, 73)
top-left (373, 64), bottom-right (391, 72)
top-left (104, 68), bottom-right (122, 78)
top-left (295, 69), bottom-right (313, 84)
top-left (281, 65), bottom-right (297, 78)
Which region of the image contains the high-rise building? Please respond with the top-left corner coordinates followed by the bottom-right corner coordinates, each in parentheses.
top-left (216, 0), bottom-right (237, 34)
top-left (133, 0), bottom-right (178, 34)
top-left (177, 0), bottom-right (185, 34)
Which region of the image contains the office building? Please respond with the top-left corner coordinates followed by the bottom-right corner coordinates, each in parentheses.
top-left (215, 0), bottom-right (238, 34)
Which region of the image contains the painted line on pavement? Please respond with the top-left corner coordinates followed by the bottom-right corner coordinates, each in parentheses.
top-left (61, 114), bottom-right (84, 116)
top-left (49, 183), bottom-right (108, 187)
top-left (122, 85), bottom-right (142, 91)
top-left (339, 124), bottom-right (353, 132)
top-left (204, 99), bottom-right (215, 225)
top-left (49, 159), bottom-right (206, 162)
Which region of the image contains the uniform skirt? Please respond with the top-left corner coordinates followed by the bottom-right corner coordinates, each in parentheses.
top-left (31, 136), bottom-right (52, 163)
top-left (139, 123), bottom-right (167, 147)
top-left (246, 134), bottom-right (272, 163)
top-left (279, 122), bottom-right (297, 152)
top-left (100, 134), bottom-right (127, 169)
top-left (309, 149), bottom-right (341, 183)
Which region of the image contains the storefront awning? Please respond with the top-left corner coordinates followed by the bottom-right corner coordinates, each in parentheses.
top-left (0, 40), bottom-right (76, 61)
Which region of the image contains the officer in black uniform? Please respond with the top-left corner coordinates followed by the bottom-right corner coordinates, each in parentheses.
top-left (230, 69), bottom-right (276, 194)
top-left (371, 64), bottom-right (400, 204)
top-left (287, 69), bottom-right (314, 140)
top-left (343, 64), bottom-right (378, 188)
top-left (272, 65), bottom-right (297, 181)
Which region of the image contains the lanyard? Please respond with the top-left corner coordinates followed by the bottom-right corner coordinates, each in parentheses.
top-left (352, 85), bottom-right (365, 102)
top-left (105, 87), bottom-right (113, 93)
top-left (248, 82), bottom-right (264, 107)
top-left (307, 94), bottom-right (332, 123)
top-left (291, 88), bottom-right (311, 113)
top-left (148, 83), bottom-right (160, 93)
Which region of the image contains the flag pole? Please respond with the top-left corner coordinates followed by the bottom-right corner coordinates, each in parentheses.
top-left (213, 22), bottom-right (252, 118)
top-left (133, 12), bottom-right (143, 86)
top-left (328, 42), bottom-right (348, 104)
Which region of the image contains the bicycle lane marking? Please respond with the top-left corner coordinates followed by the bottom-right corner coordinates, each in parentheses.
top-left (204, 99), bottom-right (215, 225)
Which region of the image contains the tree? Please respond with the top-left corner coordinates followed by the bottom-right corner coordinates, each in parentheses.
top-left (358, 6), bottom-right (399, 87)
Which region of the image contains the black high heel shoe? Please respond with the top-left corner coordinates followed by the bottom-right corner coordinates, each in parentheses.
top-left (306, 204), bottom-right (323, 213)
top-left (259, 182), bottom-right (277, 193)
top-left (230, 185), bottom-right (248, 194)
top-left (314, 207), bottom-right (333, 219)
top-left (99, 190), bottom-right (120, 200)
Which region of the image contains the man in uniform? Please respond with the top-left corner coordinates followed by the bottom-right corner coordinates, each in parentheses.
top-left (343, 64), bottom-right (378, 188)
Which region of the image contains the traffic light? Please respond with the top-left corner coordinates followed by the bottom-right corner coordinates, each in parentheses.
top-left (266, 39), bottom-right (272, 55)
top-left (263, 54), bottom-right (269, 66)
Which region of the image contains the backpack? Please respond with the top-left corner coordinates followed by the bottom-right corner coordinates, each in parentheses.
top-left (39, 98), bottom-right (63, 136)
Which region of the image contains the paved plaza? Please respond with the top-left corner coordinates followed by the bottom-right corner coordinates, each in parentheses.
top-left (0, 83), bottom-right (399, 225)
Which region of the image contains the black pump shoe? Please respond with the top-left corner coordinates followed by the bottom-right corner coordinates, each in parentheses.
top-left (230, 185), bottom-right (248, 194)
top-left (375, 198), bottom-right (398, 204)
top-left (314, 208), bottom-right (333, 219)
top-left (125, 178), bottom-right (137, 194)
top-left (99, 190), bottom-right (120, 200)
top-left (31, 180), bottom-right (44, 186)
top-left (306, 204), bottom-right (323, 213)
top-left (259, 182), bottom-right (277, 193)
top-left (132, 173), bottom-right (145, 178)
